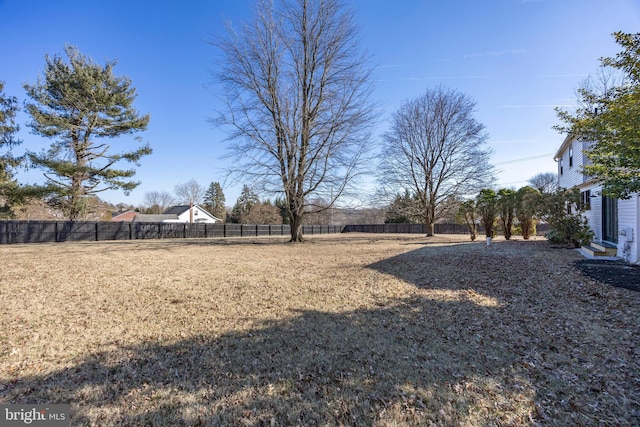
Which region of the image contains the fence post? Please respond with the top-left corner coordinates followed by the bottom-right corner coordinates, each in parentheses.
top-left (95, 222), bottom-right (99, 241)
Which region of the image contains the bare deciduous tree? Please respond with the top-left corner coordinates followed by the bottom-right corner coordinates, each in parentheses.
top-left (174, 179), bottom-right (205, 206)
top-left (528, 172), bottom-right (557, 194)
top-left (143, 190), bottom-right (175, 214)
top-left (213, 0), bottom-right (377, 242)
top-left (572, 66), bottom-right (626, 115)
top-left (243, 202), bottom-right (283, 225)
top-left (379, 86), bottom-right (494, 236)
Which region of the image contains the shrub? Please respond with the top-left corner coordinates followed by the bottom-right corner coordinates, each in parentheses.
top-left (497, 188), bottom-right (517, 240)
top-left (534, 187), bottom-right (595, 248)
top-left (476, 189), bottom-right (498, 239)
top-left (516, 186), bottom-right (539, 239)
top-left (545, 215), bottom-right (594, 248)
top-left (456, 200), bottom-right (478, 241)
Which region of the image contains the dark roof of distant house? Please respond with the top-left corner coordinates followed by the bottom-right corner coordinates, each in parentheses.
top-left (163, 205), bottom-right (193, 215)
top-left (133, 214), bottom-right (179, 222)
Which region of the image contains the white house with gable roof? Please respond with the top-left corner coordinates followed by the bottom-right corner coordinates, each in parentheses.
top-left (554, 134), bottom-right (640, 263)
top-left (113, 205), bottom-right (222, 224)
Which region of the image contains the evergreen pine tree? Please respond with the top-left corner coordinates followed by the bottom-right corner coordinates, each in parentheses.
top-left (230, 185), bottom-right (259, 223)
top-left (0, 81), bottom-right (23, 218)
top-left (24, 46), bottom-right (151, 220)
top-left (203, 181), bottom-right (226, 221)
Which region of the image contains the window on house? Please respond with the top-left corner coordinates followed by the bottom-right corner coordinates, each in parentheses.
top-left (560, 158), bottom-right (564, 175)
top-left (569, 146), bottom-right (573, 167)
top-left (580, 190), bottom-right (591, 210)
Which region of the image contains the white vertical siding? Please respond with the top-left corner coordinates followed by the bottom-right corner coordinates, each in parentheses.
top-left (636, 196), bottom-right (640, 264)
top-left (617, 195), bottom-right (638, 263)
top-left (558, 138), bottom-right (584, 188)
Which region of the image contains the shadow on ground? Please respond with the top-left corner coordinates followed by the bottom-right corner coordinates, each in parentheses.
top-left (5, 300), bottom-right (532, 426)
top-left (3, 239), bottom-right (639, 425)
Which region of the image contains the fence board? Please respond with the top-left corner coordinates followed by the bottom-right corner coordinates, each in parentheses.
top-left (434, 223), bottom-right (468, 234)
top-left (3, 221), bottom-right (56, 243)
top-left (255, 225), bottom-right (269, 236)
top-left (224, 224), bottom-right (242, 237)
top-left (241, 224), bottom-right (256, 236)
top-left (57, 222), bottom-right (96, 242)
top-left (98, 222), bottom-right (131, 241)
top-left (185, 224), bottom-right (207, 238)
top-left (158, 223), bottom-right (182, 239)
top-left (133, 223), bottom-right (160, 239)
top-left (269, 225), bottom-right (281, 236)
top-left (206, 224), bottom-right (225, 237)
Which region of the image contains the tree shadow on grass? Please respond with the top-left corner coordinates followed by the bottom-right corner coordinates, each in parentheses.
top-left (367, 238), bottom-right (640, 425)
top-left (4, 239), bottom-right (638, 425)
top-left (4, 299), bottom-right (535, 426)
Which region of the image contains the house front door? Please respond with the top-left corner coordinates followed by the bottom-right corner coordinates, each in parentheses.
top-left (602, 196), bottom-right (618, 243)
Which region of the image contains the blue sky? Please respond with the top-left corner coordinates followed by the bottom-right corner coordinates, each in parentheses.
top-left (1, 0), bottom-right (639, 207)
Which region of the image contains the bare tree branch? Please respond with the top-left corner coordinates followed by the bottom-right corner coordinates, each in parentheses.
top-left (174, 179), bottom-right (206, 206)
top-left (143, 190), bottom-right (176, 214)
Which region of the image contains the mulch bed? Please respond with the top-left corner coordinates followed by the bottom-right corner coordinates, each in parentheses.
top-left (575, 259), bottom-right (640, 292)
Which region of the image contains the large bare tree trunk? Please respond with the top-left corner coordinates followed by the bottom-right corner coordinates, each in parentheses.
top-left (289, 212), bottom-right (304, 243)
top-left (425, 198), bottom-right (436, 237)
top-left (427, 222), bottom-right (435, 237)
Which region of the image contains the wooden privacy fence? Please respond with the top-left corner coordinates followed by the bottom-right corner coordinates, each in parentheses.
top-left (342, 223), bottom-right (550, 236)
top-left (0, 221), bottom-right (550, 244)
top-left (342, 223), bottom-right (470, 234)
top-left (0, 221), bottom-right (343, 244)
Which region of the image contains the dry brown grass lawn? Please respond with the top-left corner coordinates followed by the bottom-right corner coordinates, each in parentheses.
top-left (1, 233), bottom-right (639, 426)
